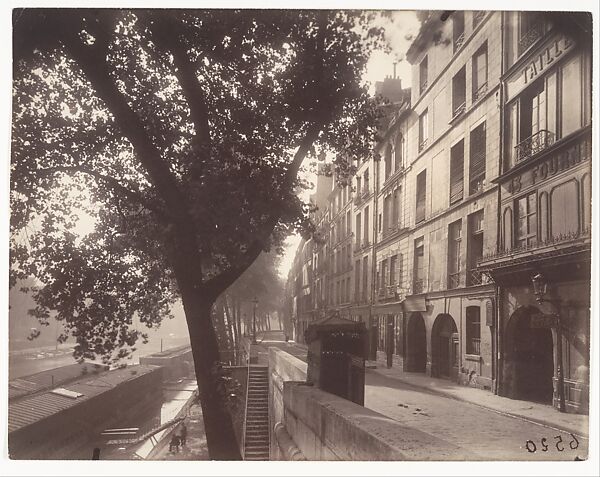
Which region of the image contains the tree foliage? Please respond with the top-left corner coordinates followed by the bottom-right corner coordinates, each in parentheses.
top-left (11, 8), bottom-right (385, 457)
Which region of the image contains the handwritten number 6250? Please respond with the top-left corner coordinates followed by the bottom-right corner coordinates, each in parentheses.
top-left (525, 434), bottom-right (579, 453)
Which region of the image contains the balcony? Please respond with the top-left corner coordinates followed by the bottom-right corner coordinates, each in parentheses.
top-left (420, 79), bottom-right (428, 95)
top-left (515, 129), bottom-right (555, 163)
top-left (473, 82), bottom-right (488, 102)
top-left (453, 32), bottom-right (465, 52)
top-left (448, 272), bottom-right (460, 290)
top-left (473, 11), bottom-right (486, 28)
top-left (385, 285), bottom-right (397, 299)
top-left (413, 279), bottom-right (425, 295)
top-left (478, 227), bottom-right (591, 272)
top-left (518, 21), bottom-right (545, 55)
top-left (378, 287), bottom-right (385, 298)
top-left (418, 138), bottom-right (428, 152)
top-left (382, 223), bottom-right (400, 238)
top-left (452, 101), bottom-right (466, 120)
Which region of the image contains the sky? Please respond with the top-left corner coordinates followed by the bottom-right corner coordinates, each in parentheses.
top-left (277, 11), bottom-right (421, 279)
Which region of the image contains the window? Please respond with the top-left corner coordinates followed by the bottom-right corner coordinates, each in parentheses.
top-left (452, 67), bottom-right (466, 118)
top-left (390, 255), bottom-right (397, 287)
top-left (472, 43), bottom-right (488, 101)
top-left (419, 109), bottom-right (429, 151)
top-left (551, 181), bottom-right (579, 238)
top-left (354, 259), bottom-right (361, 301)
top-left (346, 211), bottom-right (351, 236)
top-left (346, 279), bottom-right (351, 304)
top-left (453, 12), bottom-right (465, 53)
top-left (466, 307), bottom-right (481, 355)
top-left (472, 10), bottom-right (486, 29)
top-left (364, 170), bottom-right (370, 193)
top-left (363, 206), bottom-right (369, 244)
top-left (356, 176), bottom-right (362, 197)
top-left (355, 212), bottom-right (361, 248)
top-left (362, 256), bottom-right (369, 301)
top-left (513, 78), bottom-right (555, 163)
top-left (415, 170), bottom-right (427, 223)
top-left (394, 133), bottom-right (404, 170)
top-left (379, 259), bottom-right (388, 295)
top-left (469, 122), bottom-right (486, 195)
top-left (515, 192), bottom-right (537, 248)
top-left (384, 143), bottom-right (392, 179)
top-left (448, 220), bottom-right (462, 289)
top-left (419, 56), bottom-right (428, 94)
top-left (413, 238), bottom-right (425, 294)
top-left (467, 211), bottom-right (484, 286)
top-left (392, 187), bottom-right (401, 229)
top-left (383, 194), bottom-right (391, 236)
top-left (519, 12), bottom-right (545, 56)
top-left (450, 140), bottom-right (465, 205)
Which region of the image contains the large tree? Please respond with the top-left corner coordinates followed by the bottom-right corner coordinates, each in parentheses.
top-left (10, 9), bottom-right (383, 459)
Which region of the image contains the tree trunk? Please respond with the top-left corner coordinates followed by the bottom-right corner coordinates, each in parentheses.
top-left (180, 291), bottom-right (242, 460)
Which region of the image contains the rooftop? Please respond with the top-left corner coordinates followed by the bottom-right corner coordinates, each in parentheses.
top-left (8, 364), bottom-right (160, 434)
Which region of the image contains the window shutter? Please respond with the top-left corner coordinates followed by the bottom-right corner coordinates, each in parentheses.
top-left (450, 141), bottom-right (464, 204)
top-left (469, 123), bottom-right (486, 193)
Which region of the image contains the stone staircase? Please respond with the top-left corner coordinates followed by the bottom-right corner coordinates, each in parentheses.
top-left (243, 365), bottom-right (270, 460)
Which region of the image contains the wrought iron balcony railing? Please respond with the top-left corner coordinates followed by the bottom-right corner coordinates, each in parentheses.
top-left (418, 138), bottom-right (428, 152)
top-left (413, 279), bottom-right (425, 294)
top-left (454, 32), bottom-right (465, 52)
top-left (467, 269), bottom-right (483, 286)
top-left (518, 22), bottom-right (544, 55)
top-left (420, 79), bottom-right (428, 94)
top-left (473, 11), bottom-right (486, 28)
top-left (473, 82), bottom-right (488, 102)
top-left (448, 272), bottom-right (461, 290)
top-left (452, 101), bottom-right (466, 119)
top-left (515, 129), bottom-right (555, 163)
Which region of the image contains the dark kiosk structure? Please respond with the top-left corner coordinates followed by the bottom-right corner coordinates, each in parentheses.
top-left (305, 313), bottom-right (368, 405)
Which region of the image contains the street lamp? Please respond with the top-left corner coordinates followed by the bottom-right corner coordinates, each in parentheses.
top-left (252, 296), bottom-right (259, 344)
top-left (531, 273), bottom-right (566, 413)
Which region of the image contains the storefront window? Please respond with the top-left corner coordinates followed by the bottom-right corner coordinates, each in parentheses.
top-left (515, 192), bottom-right (537, 248)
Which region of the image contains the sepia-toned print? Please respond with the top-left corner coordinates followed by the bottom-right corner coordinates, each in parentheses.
top-left (8, 8), bottom-right (592, 465)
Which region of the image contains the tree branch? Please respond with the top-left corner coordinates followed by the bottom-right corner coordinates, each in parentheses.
top-left (142, 13), bottom-right (212, 153)
top-left (37, 165), bottom-right (169, 220)
top-left (203, 124), bottom-right (321, 299)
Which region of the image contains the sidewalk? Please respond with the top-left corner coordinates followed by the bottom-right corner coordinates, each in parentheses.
top-left (368, 360), bottom-right (589, 438)
top-left (149, 401), bottom-right (209, 460)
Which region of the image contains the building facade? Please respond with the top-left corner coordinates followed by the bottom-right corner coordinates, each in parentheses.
top-left (479, 11), bottom-right (592, 413)
top-left (284, 10), bottom-right (591, 413)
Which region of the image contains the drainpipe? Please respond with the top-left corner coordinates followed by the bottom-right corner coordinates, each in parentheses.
top-left (369, 152), bottom-right (381, 361)
top-left (494, 11), bottom-right (506, 397)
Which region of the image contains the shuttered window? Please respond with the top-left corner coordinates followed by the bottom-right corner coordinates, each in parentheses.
top-left (469, 122), bottom-right (486, 195)
top-left (450, 140), bottom-right (464, 205)
top-left (416, 170), bottom-right (426, 223)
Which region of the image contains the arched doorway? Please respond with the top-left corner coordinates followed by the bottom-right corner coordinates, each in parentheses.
top-left (405, 313), bottom-right (427, 372)
top-left (504, 306), bottom-right (554, 404)
top-left (431, 314), bottom-right (458, 379)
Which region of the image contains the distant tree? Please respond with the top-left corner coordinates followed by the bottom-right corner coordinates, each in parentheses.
top-left (11, 9), bottom-right (384, 458)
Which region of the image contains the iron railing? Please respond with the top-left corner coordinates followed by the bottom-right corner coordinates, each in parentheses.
top-left (473, 11), bottom-right (486, 28)
top-left (473, 82), bottom-right (488, 102)
top-left (452, 101), bottom-right (466, 119)
top-left (420, 79), bottom-right (428, 94)
top-left (413, 279), bottom-right (425, 294)
top-left (448, 272), bottom-right (461, 289)
top-left (467, 269), bottom-right (483, 286)
top-left (519, 21), bottom-right (544, 54)
top-left (454, 32), bottom-right (465, 52)
top-left (515, 129), bottom-right (555, 162)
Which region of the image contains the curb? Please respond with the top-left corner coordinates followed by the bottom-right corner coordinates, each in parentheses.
top-left (366, 367), bottom-right (589, 439)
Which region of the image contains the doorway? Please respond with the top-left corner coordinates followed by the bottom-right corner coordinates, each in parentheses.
top-left (405, 313), bottom-right (427, 372)
top-left (431, 314), bottom-right (458, 379)
top-left (506, 307), bottom-right (554, 404)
